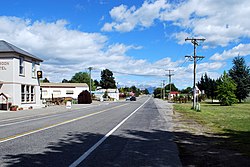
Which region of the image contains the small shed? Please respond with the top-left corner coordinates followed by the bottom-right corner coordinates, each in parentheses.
top-left (78, 90), bottom-right (92, 104)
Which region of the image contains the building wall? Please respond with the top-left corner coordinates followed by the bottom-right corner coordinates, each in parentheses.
top-left (0, 53), bottom-right (42, 109)
top-left (41, 86), bottom-right (89, 100)
top-left (93, 89), bottom-right (120, 101)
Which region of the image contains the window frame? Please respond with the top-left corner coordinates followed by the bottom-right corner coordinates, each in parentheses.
top-left (19, 57), bottom-right (25, 76)
top-left (21, 84), bottom-right (36, 103)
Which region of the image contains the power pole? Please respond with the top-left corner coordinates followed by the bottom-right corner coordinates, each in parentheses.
top-left (162, 80), bottom-right (166, 99)
top-left (160, 82), bottom-right (163, 99)
top-left (88, 67), bottom-right (93, 95)
top-left (185, 37), bottom-right (205, 109)
top-left (166, 70), bottom-right (174, 100)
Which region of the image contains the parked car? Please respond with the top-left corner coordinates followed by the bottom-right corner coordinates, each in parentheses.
top-left (130, 96), bottom-right (136, 101)
top-left (126, 97), bottom-right (131, 101)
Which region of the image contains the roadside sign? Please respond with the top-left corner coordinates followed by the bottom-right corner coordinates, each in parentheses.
top-left (66, 101), bottom-right (72, 109)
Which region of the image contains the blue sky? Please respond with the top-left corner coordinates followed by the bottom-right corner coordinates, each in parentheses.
top-left (0, 0), bottom-right (249, 89)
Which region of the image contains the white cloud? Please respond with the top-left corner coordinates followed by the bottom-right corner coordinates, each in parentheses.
top-left (101, 0), bottom-right (169, 32)
top-left (210, 43), bottom-right (250, 61)
top-left (0, 16), bottom-right (175, 83)
top-left (0, 15), bottom-right (230, 89)
top-left (161, 0), bottom-right (250, 47)
top-left (103, 0), bottom-right (250, 47)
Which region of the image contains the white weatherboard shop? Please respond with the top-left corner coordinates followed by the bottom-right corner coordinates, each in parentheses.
top-left (0, 40), bottom-right (43, 110)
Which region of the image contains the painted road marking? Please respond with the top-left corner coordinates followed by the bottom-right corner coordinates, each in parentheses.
top-left (0, 103), bottom-right (128, 143)
top-left (69, 97), bottom-right (151, 167)
top-left (0, 104), bottom-right (105, 126)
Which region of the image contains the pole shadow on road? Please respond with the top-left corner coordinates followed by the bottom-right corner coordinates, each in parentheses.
top-left (2, 129), bottom-right (250, 166)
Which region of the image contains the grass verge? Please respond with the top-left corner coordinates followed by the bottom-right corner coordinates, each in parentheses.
top-left (173, 102), bottom-right (250, 156)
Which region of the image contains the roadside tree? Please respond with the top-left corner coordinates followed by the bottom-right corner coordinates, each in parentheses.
top-left (70, 72), bottom-right (95, 90)
top-left (217, 71), bottom-right (237, 106)
top-left (153, 88), bottom-right (162, 98)
top-left (100, 69), bottom-right (116, 89)
top-left (229, 56), bottom-right (250, 102)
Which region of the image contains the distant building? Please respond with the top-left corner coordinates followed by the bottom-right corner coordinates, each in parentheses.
top-left (40, 82), bottom-right (89, 100)
top-left (92, 88), bottom-right (119, 101)
top-left (169, 91), bottom-right (180, 99)
top-left (0, 40), bottom-right (43, 110)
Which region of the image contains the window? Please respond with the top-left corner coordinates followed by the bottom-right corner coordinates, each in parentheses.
top-left (21, 85), bottom-right (25, 102)
top-left (21, 85), bottom-right (35, 103)
top-left (66, 90), bottom-right (74, 94)
top-left (19, 57), bottom-right (24, 75)
top-left (53, 90), bottom-right (61, 96)
top-left (32, 62), bottom-right (36, 78)
top-left (26, 85), bottom-right (30, 102)
top-left (31, 86), bottom-right (35, 101)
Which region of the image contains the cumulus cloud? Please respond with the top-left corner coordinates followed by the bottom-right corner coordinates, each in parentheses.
top-left (210, 43), bottom-right (250, 61)
top-left (0, 16), bottom-right (176, 83)
top-left (0, 15), bottom-right (227, 88)
top-left (101, 0), bottom-right (169, 32)
top-left (103, 0), bottom-right (250, 47)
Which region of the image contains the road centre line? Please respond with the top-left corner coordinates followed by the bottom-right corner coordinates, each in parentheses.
top-left (69, 97), bottom-right (151, 167)
top-left (0, 104), bottom-right (103, 125)
top-left (0, 103), bottom-right (128, 144)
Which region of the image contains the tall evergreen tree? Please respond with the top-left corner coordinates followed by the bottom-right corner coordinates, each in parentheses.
top-left (217, 71), bottom-right (237, 106)
top-left (100, 69), bottom-right (116, 89)
top-left (229, 56), bottom-right (250, 102)
top-left (197, 73), bottom-right (219, 101)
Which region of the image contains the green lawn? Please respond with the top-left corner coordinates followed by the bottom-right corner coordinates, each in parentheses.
top-left (173, 102), bottom-right (250, 155)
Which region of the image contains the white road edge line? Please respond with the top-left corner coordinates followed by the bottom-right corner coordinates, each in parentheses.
top-left (69, 97), bottom-right (151, 167)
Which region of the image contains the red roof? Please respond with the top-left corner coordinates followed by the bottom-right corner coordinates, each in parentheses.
top-left (170, 91), bottom-right (180, 94)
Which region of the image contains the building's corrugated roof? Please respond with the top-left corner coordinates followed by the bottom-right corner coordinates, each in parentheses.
top-left (40, 83), bottom-right (89, 88)
top-left (0, 40), bottom-right (43, 62)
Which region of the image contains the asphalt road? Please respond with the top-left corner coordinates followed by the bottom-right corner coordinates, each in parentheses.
top-left (0, 96), bottom-right (182, 167)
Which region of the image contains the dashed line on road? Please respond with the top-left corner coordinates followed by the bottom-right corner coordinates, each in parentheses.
top-left (0, 103), bottom-right (128, 144)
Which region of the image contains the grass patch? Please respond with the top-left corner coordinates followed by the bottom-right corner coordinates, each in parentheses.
top-left (173, 102), bottom-right (250, 155)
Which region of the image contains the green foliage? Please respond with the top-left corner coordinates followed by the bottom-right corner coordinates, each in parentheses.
top-left (40, 77), bottom-right (50, 83)
top-left (174, 102), bottom-right (250, 155)
top-left (165, 83), bottom-right (178, 91)
top-left (153, 87), bottom-right (162, 98)
top-left (217, 71), bottom-right (237, 106)
top-left (197, 73), bottom-right (218, 100)
top-left (143, 89), bottom-right (150, 95)
top-left (62, 79), bottom-right (69, 83)
top-left (94, 80), bottom-right (100, 87)
top-left (103, 91), bottom-right (108, 98)
top-left (70, 72), bottom-right (90, 83)
top-left (100, 69), bottom-right (116, 89)
top-left (181, 87), bottom-right (192, 94)
top-left (229, 56), bottom-right (250, 103)
top-left (69, 72), bottom-right (95, 90)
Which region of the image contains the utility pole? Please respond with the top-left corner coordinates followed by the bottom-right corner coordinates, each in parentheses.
top-left (185, 37), bottom-right (205, 110)
top-left (160, 82), bottom-right (163, 99)
top-left (88, 67), bottom-right (93, 95)
top-left (162, 80), bottom-right (166, 99)
top-left (166, 70), bottom-right (174, 100)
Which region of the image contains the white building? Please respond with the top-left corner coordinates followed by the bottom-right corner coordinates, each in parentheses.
top-left (0, 40), bottom-right (43, 110)
top-left (40, 83), bottom-right (89, 100)
top-left (93, 88), bottom-right (119, 101)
